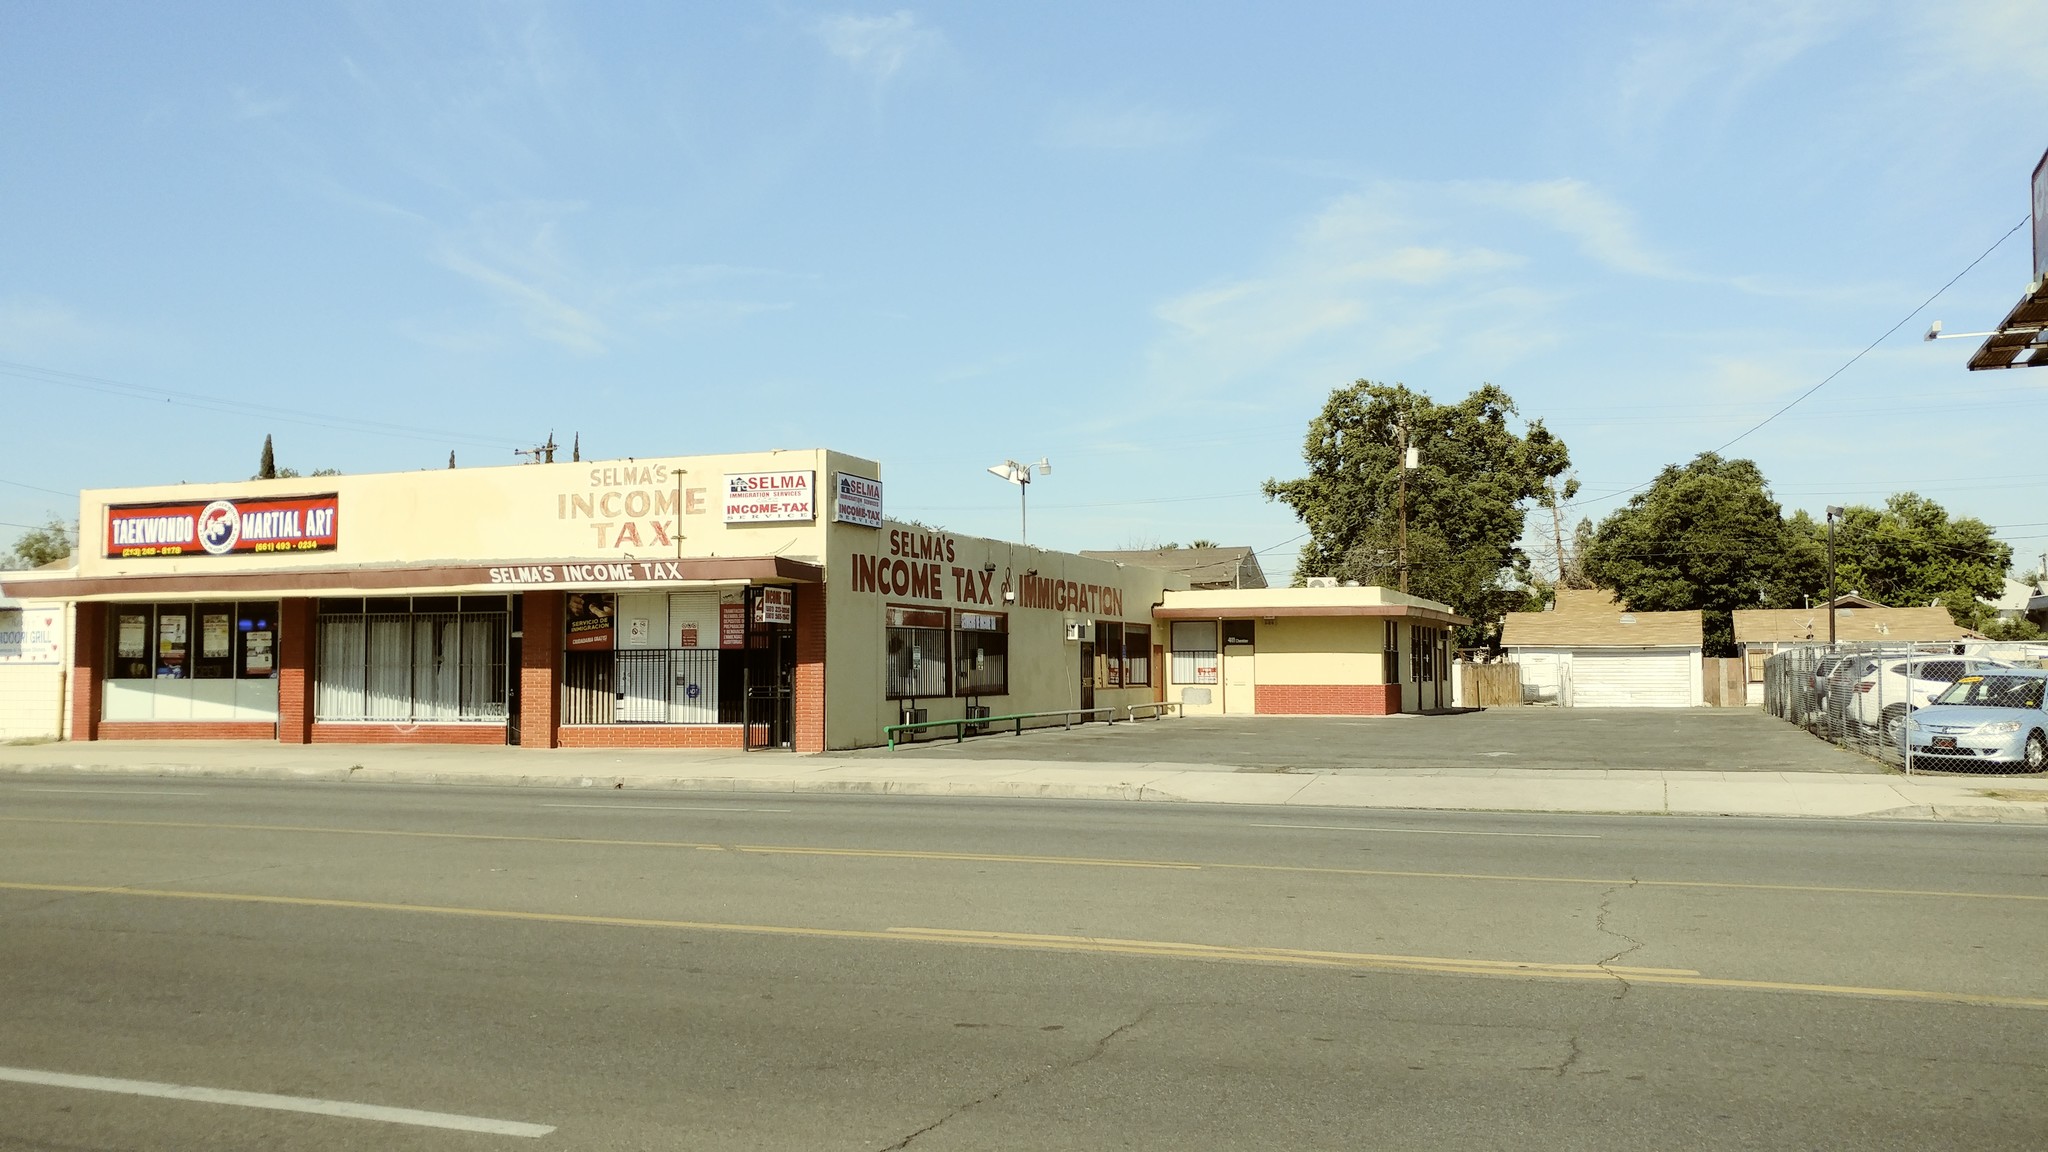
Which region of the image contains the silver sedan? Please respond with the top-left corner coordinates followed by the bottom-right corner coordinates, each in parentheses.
top-left (1902, 670), bottom-right (2048, 772)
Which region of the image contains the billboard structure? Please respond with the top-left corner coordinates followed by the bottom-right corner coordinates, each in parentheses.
top-left (1959, 145), bottom-right (2048, 371)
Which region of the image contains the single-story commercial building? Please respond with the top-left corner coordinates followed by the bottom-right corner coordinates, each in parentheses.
top-left (0, 448), bottom-right (1467, 749)
top-left (1502, 590), bottom-right (1705, 708)
top-left (1154, 587), bottom-right (1468, 716)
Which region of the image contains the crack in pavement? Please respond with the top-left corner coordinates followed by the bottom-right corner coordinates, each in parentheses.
top-left (881, 1005), bottom-right (1160, 1150)
top-left (1551, 877), bottom-right (1645, 1078)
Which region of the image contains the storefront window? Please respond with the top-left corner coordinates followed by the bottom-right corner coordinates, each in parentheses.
top-left (954, 610), bottom-right (1008, 696)
top-left (561, 591), bottom-right (737, 726)
top-left (1099, 621), bottom-right (1124, 688)
top-left (1123, 624), bottom-right (1151, 687)
top-left (106, 601), bottom-right (279, 681)
top-left (1384, 620), bottom-right (1400, 683)
top-left (886, 606), bottom-right (949, 698)
top-left (314, 596), bottom-right (508, 723)
top-left (1170, 621), bottom-right (1218, 685)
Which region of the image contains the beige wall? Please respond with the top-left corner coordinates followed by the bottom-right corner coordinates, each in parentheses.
top-left (1250, 617), bottom-right (1386, 685)
top-left (0, 597), bottom-right (70, 741)
top-left (78, 447), bottom-right (878, 590)
top-left (823, 522), bottom-right (1179, 749)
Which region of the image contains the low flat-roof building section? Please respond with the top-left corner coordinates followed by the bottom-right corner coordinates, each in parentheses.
top-left (1731, 603), bottom-right (1978, 705)
top-left (1153, 587), bottom-right (1467, 716)
top-left (1503, 593), bottom-right (1705, 708)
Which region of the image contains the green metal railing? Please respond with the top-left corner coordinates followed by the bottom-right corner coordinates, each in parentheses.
top-left (885, 702), bottom-right (1181, 749)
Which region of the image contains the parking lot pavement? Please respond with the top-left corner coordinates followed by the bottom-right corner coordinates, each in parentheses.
top-left (864, 707), bottom-right (1882, 773)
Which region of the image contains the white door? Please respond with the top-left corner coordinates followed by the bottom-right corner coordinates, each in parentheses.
top-left (1224, 647), bottom-right (1256, 714)
top-left (1568, 650), bottom-right (1693, 708)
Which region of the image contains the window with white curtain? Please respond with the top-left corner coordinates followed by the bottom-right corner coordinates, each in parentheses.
top-left (315, 596), bottom-right (508, 723)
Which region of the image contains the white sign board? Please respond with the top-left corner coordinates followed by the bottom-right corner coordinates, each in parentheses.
top-left (756, 586), bottom-right (793, 625)
top-left (833, 472), bottom-right (883, 528)
top-left (724, 471), bottom-right (816, 523)
top-left (0, 604), bottom-right (64, 665)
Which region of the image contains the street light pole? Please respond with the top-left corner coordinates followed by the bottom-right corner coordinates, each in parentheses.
top-left (1825, 505), bottom-right (1845, 646)
top-left (987, 458), bottom-right (1051, 545)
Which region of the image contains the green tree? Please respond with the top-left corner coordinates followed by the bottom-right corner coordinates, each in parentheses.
top-left (5, 517), bottom-right (76, 569)
top-left (1817, 493), bottom-right (2011, 628)
top-left (1263, 380), bottom-right (1570, 644)
top-left (255, 434), bottom-right (278, 480)
top-left (1580, 453), bottom-right (1820, 656)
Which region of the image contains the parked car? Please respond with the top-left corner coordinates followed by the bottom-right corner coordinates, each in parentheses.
top-left (1822, 654), bottom-right (1882, 738)
top-left (1849, 656), bottom-right (2010, 742)
top-left (1902, 670), bottom-right (2048, 772)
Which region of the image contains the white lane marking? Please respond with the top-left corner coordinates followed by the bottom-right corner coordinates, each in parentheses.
top-left (0, 1065), bottom-right (554, 1138)
top-left (540, 803), bottom-right (793, 813)
top-left (15, 788), bottom-right (208, 797)
top-left (1250, 823), bottom-right (1600, 839)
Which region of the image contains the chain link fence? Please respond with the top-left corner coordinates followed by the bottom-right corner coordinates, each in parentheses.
top-left (1763, 641), bottom-right (2048, 772)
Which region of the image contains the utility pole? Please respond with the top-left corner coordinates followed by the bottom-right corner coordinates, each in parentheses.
top-left (1549, 480), bottom-right (1567, 585)
top-left (1397, 416), bottom-right (1408, 593)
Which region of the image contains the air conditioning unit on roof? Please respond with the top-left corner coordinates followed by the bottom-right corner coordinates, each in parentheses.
top-left (1305, 576), bottom-right (1338, 588)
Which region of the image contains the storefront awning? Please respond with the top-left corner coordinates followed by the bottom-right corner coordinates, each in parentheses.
top-left (0, 555), bottom-right (824, 601)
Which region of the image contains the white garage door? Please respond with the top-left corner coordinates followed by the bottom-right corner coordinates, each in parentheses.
top-left (1568, 650), bottom-right (1693, 708)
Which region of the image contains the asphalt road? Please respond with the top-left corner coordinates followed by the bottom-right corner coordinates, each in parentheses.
top-left (1, 778), bottom-right (2042, 1150)
top-left (863, 708), bottom-right (1880, 772)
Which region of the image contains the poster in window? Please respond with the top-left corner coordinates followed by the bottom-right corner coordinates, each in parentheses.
top-left (628, 617), bottom-right (650, 644)
top-left (157, 613), bottom-right (188, 677)
top-left (201, 613), bottom-right (232, 659)
top-left (245, 631), bottom-right (274, 676)
top-left (565, 592), bottom-right (615, 651)
top-left (117, 614), bottom-right (147, 659)
top-left (719, 603), bottom-right (746, 650)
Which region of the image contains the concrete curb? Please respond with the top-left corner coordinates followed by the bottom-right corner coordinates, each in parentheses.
top-left (5, 760), bottom-right (2047, 823)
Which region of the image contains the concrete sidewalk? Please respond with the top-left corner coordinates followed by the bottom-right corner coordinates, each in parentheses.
top-left (2, 739), bottom-right (2045, 823)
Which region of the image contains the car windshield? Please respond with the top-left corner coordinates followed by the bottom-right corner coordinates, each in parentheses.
top-left (1930, 674), bottom-right (2046, 709)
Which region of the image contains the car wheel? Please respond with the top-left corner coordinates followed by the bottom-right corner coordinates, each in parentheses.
top-left (2025, 731), bottom-right (2048, 774)
top-left (1879, 705), bottom-right (1907, 744)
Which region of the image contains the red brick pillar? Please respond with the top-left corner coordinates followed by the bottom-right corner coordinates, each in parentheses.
top-left (794, 584), bottom-right (826, 753)
top-left (276, 598), bottom-right (315, 744)
top-left (520, 591), bottom-right (562, 749)
top-left (69, 602), bottom-right (104, 742)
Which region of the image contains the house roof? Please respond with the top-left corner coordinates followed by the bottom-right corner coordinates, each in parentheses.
top-left (1154, 585), bottom-right (1468, 627)
top-left (1732, 605), bottom-right (1973, 645)
top-left (1502, 592), bottom-right (1703, 649)
top-left (1991, 577), bottom-right (2040, 614)
top-left (1079, 546), bottom-right (1267, 589)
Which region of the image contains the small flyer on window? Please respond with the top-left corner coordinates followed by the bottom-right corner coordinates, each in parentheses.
top-left (245, 631), bottom-right (274, 676)
top-left (157, 614), bottom-right (188, 676)
top-left (117, 614), bottom-right (147, 659)
top-left (202, 614), bottom-right (232, 659)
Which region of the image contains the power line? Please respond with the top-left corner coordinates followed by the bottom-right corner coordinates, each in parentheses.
top-left (0, 359), bottom-right (529, 451)
top-left (0, 477), bottom-right (75, 498)
top-left (1566, 216), bottom-right (2031, 513)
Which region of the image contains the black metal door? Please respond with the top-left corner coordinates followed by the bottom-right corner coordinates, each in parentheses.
top-left (743, 587), bottom-right (796, 750)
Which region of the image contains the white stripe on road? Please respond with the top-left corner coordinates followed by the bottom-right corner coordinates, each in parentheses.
top-left (0, 1066), bottom-right (554, 1138)
top-left (1250, 823), bottom-right (1600, 839)
top-left (540, 803), bottom-right (792, 813)
top-left (15, 789), bottom-right (208, 797)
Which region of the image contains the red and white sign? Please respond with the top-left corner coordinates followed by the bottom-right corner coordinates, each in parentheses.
top-left (724, 471), bottom-right (815, 523)
top-left (833, 472), bottom-right (883, 529)
top-left (105, 494), bottom-right (340, 559)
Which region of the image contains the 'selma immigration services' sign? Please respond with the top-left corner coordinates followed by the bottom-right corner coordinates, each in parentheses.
top-left (105, 495), bottom-right (341, 559)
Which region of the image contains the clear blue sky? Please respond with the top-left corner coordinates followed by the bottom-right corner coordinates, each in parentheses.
top-left (4, 1), bottom-right (2045, 581)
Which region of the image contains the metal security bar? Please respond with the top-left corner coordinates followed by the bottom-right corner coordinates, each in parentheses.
top-left (315, 609), bottom-right (507, 723)
top-left (564, 649), bottom-right (723, 725)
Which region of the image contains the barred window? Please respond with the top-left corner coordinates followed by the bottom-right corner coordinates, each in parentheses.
top-left (954, 610), bottom-right (1008, 696)
top-left (315, 596), bottom-right (508, 723)
top-left (887, 606), bottom-right (950, 699)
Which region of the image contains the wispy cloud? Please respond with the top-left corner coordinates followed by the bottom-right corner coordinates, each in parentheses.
top-left (0, 297), bottom-right (100, 358)
top-left (1041, 103), bottom-right (1208, 151)
top-left (808, 10), bottom-right (943, 82)
top-left (1455, 178), bottom-right (1675, 279)
top-left (1608, 0), bottom-right (1850, 141)
top-left (229, 85), bottom-right (293, 121)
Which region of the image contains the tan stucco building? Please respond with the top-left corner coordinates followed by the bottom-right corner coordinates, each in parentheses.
top-left (0, 448), bottom-right (1469, 749)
